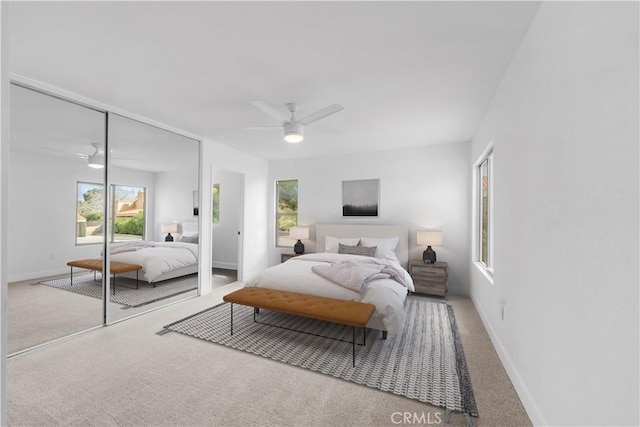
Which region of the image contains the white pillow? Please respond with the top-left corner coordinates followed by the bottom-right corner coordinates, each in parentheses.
top-left (324, 236), bottom-right (360, 253)
top-left (359, 237), bottom-right (400, 263)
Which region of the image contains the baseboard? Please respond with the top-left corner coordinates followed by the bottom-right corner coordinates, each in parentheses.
top-left (9, 267), bottom-right (69, 283)
top-left (212, 261), bottom-right (237, 270)
top-left (470, 291), bottom-right (547, 427)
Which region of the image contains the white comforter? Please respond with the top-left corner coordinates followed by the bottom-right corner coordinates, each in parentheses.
top-left (109, 241), bottom-right (198, 282)
top-left (245, 253), bottom-right (414, 333)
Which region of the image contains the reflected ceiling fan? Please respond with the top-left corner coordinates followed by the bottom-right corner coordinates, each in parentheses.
top-left (44, 142), bottom-right (140, 169)
top-left (245, 101), bottom-right (344, 143)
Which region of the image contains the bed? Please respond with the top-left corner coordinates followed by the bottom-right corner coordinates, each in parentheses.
top-left (111, 220), bottom-right (199, 283)
top-left (246, 224), bottom-right (413, 334)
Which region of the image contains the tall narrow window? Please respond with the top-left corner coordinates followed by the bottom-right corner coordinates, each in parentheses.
top-left (76, 182), bottom-right (145, 245)
top-left (212, 184), bottom-right (220, 224)
top-left (276, 179), bottom-right (298, 247)
top-left (477, 151), bottom-right (493, 270)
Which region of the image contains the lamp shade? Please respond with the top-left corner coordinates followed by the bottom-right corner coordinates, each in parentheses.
top-left (289, 227), bottom-right (309, 240)
top-left (417, 230), bottom-right (442, 246)
top-left (161, 223), bottom-right (179, 234)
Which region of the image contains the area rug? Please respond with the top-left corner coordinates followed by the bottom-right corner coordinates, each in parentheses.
top-left (37, 273), bottom-right (198, 308)
top-left (162, 296), bottom-right (478, 419)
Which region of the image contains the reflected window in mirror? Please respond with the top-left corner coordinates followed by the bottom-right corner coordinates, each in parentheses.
top-left (212, 184), bottom-right (220, 224)
top-left (76, 181), bottom-right (146, 245)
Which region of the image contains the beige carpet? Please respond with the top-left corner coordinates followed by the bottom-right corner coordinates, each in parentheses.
top-left (7, 284), bottom-right (531, 426)
top-left (7, 269), bottom-right (236, 355)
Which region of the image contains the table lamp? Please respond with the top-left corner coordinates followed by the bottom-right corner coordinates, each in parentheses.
top-left (162, 223), bottom-right (179, 242)
top-left (289, 227), bottom-right (310, 254)
top-left (417, 229), bottom-right (442, 263)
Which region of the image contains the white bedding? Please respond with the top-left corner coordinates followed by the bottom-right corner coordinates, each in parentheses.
top-left (245, 253), bottom-right (414, 333)
top-left (109, 241), bottom-right (198, 282)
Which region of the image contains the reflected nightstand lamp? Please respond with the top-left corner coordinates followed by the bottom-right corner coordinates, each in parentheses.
top-left (289, 227), bottom-right (309, 254)
top-left (417, 229), bottom-right (442, 264)
top-left (162, 223), bottom-right (178, 242)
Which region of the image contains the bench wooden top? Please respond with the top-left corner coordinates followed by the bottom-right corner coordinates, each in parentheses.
top-left (223, 287), bottom-right (375, 328)
top-left (67, 259), bottom-right (142, 274)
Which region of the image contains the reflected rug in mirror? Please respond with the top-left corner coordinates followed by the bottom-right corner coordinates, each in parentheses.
top-left (162, 296), bottom-right (478, 419)
top-left (37, 273), bottom-right (198, 308)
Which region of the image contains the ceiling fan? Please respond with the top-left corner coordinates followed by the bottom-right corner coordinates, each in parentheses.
top-left (43, 142), bottom-right (140, 169)
top-left (246, 101), bottom-right (344, 143)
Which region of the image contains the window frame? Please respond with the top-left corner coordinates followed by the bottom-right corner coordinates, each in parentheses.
top-left (275, 179), bottom-right (298, 248)
top-left (474, 147), bottom-right (494, 279)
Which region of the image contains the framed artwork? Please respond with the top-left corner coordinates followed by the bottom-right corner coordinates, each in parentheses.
top-left (342, 179), bottom-right (379, 217)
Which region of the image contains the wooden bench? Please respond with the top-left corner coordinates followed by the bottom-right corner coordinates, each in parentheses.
top-left (223, 287), bottom-right (375, 366)
top-left (66, 259), bottom-right (143, 295)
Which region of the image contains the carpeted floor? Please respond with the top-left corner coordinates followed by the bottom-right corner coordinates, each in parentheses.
top-left (38, 272), bottom-right (198, 308)
top-left (6, 285), bottom-right (532, 426)
top-left (163, 297), bottom-right (478, 419)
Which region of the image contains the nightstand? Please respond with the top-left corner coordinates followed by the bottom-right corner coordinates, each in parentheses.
top-left (280, 252), bottom-right (302, 263)
top-left (408, 260), bottom-right (448, 297)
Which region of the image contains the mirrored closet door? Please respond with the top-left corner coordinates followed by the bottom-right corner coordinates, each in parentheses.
top-left (107, 114), bottom-right (200, 323)
top-left (7, 83), bottom-right (201, 354)
top-left (7, 83), bottom-right (107, 354)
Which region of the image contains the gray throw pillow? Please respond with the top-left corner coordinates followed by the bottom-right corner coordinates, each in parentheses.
top-left (338, 243), bottom-right (376, 257)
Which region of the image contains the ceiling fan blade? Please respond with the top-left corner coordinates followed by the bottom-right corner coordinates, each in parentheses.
top-left (297, 103), bottom-right (344, 126)
top-left (250, 100), bottom-right (287, 123)
top-left (41, 146), bottom-right (88, 158)
top-left (241, 126), bottom-right (283, 130)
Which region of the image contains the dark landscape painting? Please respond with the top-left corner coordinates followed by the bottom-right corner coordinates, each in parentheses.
top-left (342, 179), bottom-right (379, 217)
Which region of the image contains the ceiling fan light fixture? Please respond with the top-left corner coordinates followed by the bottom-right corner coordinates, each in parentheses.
top-left (283, 122), bottom-right (304, 143)
top-left (88, 152), bottom-right (104, 169)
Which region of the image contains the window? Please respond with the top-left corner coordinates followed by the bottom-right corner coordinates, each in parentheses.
top-left (477, 151), bottom-right (493, 271)
top-left (212, 184), bottom-right (220, 223)
top-left (76, 182), bottom-right (146, 245)
top-left (276, 179), bottom-right (298, 247)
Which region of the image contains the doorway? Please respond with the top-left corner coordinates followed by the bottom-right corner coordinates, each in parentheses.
top-left (211, 168), bottom-right (243, 287)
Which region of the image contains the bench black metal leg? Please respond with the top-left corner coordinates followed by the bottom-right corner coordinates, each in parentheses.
top-left (230, 303), bottom-right (234, 335)
top-left (136, 270), bottom-right (139, 289)
top-left (112, 273), bottom-right (116, 295)
top-left (70, 267), bottom-right (73, 287)
top-left (363, 327), bottom-right (366, 346)
top-left (352, 326), bottom-right (356, 367)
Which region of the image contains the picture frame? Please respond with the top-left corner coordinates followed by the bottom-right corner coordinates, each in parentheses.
top-left (342, 179), bottom-right (379, 217)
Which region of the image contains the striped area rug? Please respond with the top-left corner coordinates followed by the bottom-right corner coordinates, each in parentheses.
top-left (163, 296), bottom-right (478, 418)
top-left (38, 273), bottom-right (198, 308)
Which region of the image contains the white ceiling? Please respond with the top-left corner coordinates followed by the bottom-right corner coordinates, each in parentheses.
top-left (8, 1), bottom-right (541, 160)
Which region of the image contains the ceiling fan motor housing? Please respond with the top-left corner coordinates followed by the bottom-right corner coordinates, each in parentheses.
top-left (283, 122), bottom-right (304, 143)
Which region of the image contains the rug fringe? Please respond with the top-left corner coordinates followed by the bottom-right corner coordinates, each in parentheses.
top-left (444, 409), bottom-right (476, 426)
top-left (465, 413), bottom-right (475, 427)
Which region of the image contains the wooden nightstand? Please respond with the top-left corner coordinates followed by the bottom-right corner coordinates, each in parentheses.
top-left (408, 260), bottom-right (449, 297)
top-left (280, 252), bottom-right (302, 263)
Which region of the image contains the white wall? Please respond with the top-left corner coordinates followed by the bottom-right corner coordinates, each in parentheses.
top-left (211, 168), bottom-right (241, 270)
top-left (7, 151), bottom-right (155, 281)
top-left (269, 142), bottom-right (471, 294)
top-left (470, 3), bottom-right (639, 426)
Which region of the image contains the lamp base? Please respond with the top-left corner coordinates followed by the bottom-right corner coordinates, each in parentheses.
top-left (294, 239), bottom-right (305, 255)
top-left (423, 246), bottom-right (436, 263)
top-left (165, 233), bottom-right (174, 242)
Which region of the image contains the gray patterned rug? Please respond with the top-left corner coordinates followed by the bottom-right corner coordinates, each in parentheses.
top-left (162, 296), bottom-right (478, 419)
top-left (38, 273), bottom-right (198, 308)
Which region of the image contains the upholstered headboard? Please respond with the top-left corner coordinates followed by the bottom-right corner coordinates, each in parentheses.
top-left (315, 224), bottom-right (409, 268)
